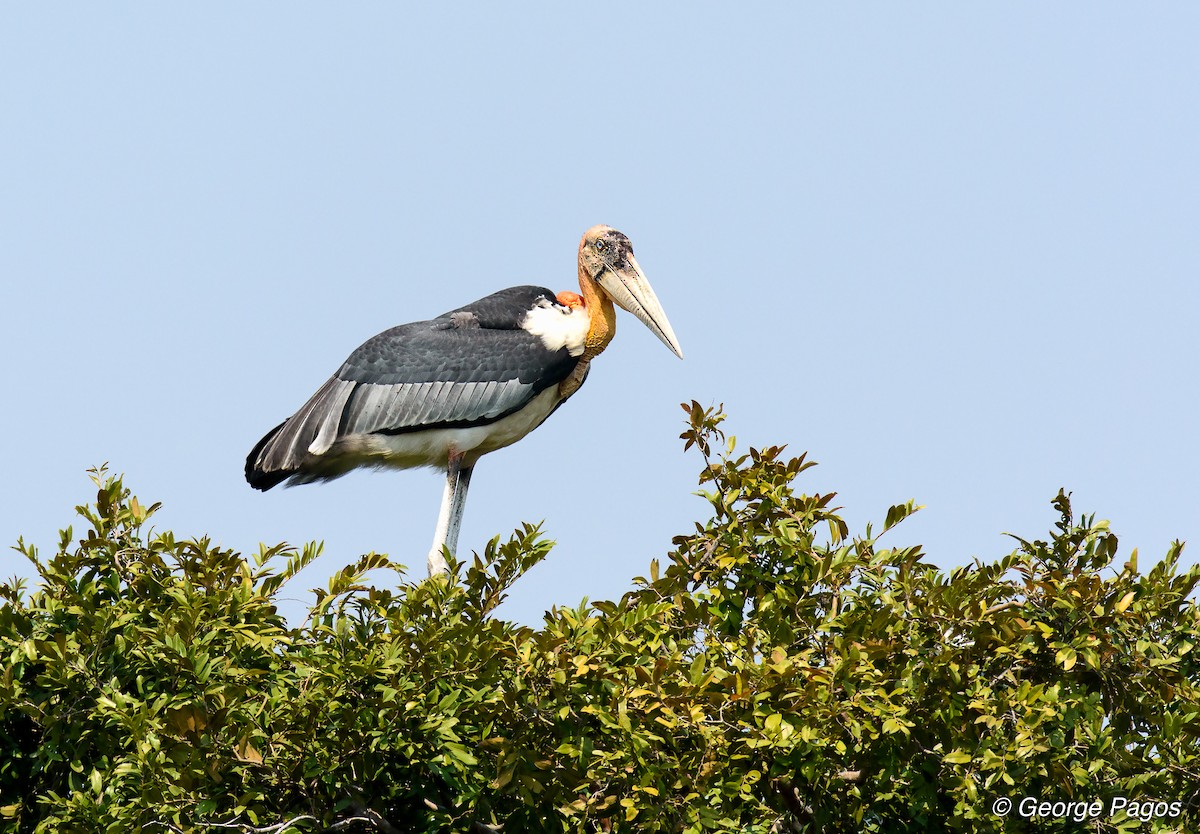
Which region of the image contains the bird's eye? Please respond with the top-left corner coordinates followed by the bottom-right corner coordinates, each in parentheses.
top-left (595, 239), bottom-right (607, 253)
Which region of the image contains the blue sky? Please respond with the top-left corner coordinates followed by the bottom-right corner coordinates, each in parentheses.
top-left (3, 6), bottom-right (1198, 626)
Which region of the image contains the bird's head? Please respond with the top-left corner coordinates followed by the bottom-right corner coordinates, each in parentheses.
top-left (579, 225), bottom-right (683, 359)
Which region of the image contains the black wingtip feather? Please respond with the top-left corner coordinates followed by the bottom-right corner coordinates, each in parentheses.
top-left (245, 420), bottom-right (292, 491)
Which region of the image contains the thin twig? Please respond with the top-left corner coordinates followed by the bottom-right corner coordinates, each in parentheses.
top-left (341, 804), bottom-right (402, 834)
top-left (145, 818), bottom-right (317, 834)
top-left (323, 816), bottom-right (382, 832)
top-left (205, 816), bottom-right (318, 833)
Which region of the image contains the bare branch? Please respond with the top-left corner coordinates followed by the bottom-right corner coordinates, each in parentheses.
top-left (773, 779), bottom-right (814, 824)
top-left (339, 804), bottom-right (402, 834)
top-left (146, 818), bottom-right (317, 834)
top-left (324, 816), bottom-right (383, 832)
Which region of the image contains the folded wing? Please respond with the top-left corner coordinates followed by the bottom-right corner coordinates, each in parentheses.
top-left (246, 286), bottom-right (580, 489)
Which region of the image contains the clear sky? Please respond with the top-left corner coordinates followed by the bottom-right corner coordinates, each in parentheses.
top-left (3, 6), bottom-right (1198, 627)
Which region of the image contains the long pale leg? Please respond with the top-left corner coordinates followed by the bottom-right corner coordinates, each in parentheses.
top-left (427, 453), bottom-right (474, 577)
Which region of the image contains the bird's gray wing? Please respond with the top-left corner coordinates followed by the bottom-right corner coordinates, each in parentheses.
top-left (246, 315), bottom-right (578, 488)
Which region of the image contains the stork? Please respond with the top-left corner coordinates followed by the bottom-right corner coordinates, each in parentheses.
top-left (245, 225), bottom-right (682, 576)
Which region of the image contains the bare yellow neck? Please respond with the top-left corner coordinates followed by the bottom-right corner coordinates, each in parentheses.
top-left (578, 265), bottom-right (616, 360)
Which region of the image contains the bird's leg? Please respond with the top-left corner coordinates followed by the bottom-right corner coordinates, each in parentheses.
top-left (444, 459), bottom-right (473, 560)
top-left (427, 451), bottom-right (474, 577)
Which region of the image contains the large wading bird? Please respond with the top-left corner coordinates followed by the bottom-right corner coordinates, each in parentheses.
top-left (245, 225), bottom-right (683, 576)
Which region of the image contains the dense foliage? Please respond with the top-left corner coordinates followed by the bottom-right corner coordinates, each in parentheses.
top-left (2, 404), bottom-right (1198, 833)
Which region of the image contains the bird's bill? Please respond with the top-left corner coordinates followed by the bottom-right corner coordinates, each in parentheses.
top-left (597, 255), bottom-right (684, 359)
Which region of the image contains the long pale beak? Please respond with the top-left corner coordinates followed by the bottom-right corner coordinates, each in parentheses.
top-left (596, 254), bottom-right (684, 359)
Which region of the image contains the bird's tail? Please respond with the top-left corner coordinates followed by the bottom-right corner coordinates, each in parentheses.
top-left (245, 375), bottom-right (357, 490)
top-left (245, 421), bottom-right (293, 491)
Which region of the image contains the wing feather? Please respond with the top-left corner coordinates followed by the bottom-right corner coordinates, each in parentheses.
top-left (246, 376), bottom-right (357, 486)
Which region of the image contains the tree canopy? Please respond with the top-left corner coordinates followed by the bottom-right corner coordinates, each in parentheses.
top-left (2, 404), bottom-right (1197, 833)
